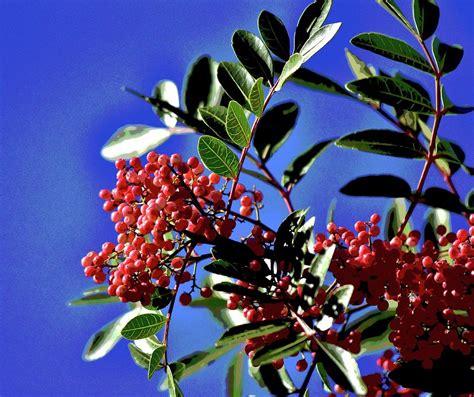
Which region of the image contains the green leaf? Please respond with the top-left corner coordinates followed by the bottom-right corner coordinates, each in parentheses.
top-left (413, 0), bottom-right (439, 40)
top-left (199, 106), bottom-right (229, 139)
top-left (345, 48), bottom-right (376, 80)
top-left (441, 85), bottom-right (474, 115)
top-left (275, 53), bottom-right (304, 92)
top-left (183, 56), bottom-right (221, 117)
top-left (340, 175), bottom-right (412, 198)
top-left (68, 291), bottom-right (119, 306)
top-left (216, 319), bottom-right (291, 347)
top-left (385, 198), bottom-right (412, 240)
top-left (316, 340), bottom-right (367, 395)
top-left (336, 129), bottom-right (426, 159)
top-left (101, 125), bottom-right (173, 161)
top-left (432, 37), bottom-right (464, 74)
top-left (217, 62), bottom-right (254, 108)
top-left (226, 352), bottom-right (244, 397)
top-left (252, 335), bottom-right (308, 366)
top-left (302, 245), bottom-right (336, 307)
top-left (232, 30), bottom-right (274, 84)
top-left (121, 313), bottom-right (167, 340)
top-left (147, 345), bottom-right (165, 379)
top-left (344, 302), bottom-right (397, 356)
top-left (421, 187), bottom-right (467, 214)
top-left (128, 343), bottom-right (151, 369)
top-left (351, 33), bottom-right (432, 73)
top-left (242, 168), bottom-right (274, 187)
top-left (166, 365), bottom-right (184, 397)
top-left (347, 76), bottom-right (434, 114)
top-left (197, 135), bottom-right (239, 179)
top-left (212, 282), bottom-right (276, 303)
top-left (249, 363), bottom-right (296, 395)
top-left (466, 190), bottom-right (474, 211)
top-left (152, 80), bottom-right (180, 128)
top-left (82, 308), bottom-right (144, 361)
top-left (225, 101), bottom-right (251, 147)
top-left (329, 285), bottom-right (354, 310)
top-left (254, 101), bottom-right (299, 161)
top-left (249, 77), bottom-right (264, 116)
top-left (282, 139), bottom-right (333, 189)
top-left (376, 0), bottom-right (416, 35)
top-left (316, 362), bottom-right (332, 392)
top-left (300, 23), bottom-right (342, 63)
top-left (258, 11), bottom-right (290, 61)
top-left (294, 0), bottom-right (333, 52)
top-left (274, 60), bottom-right (349, 97)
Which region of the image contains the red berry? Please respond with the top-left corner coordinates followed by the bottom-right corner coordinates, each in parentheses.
top-left (179, 292), bottom-right (192, 306)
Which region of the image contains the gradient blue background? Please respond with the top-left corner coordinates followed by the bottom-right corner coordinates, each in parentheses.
top-left (1, 0), bottom-right (472, 396)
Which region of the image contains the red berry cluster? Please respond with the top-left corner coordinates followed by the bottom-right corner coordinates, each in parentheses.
top-left (390, 222), bottom-right (474, 369)
top-left (81, 152), bottom-right (264, 305)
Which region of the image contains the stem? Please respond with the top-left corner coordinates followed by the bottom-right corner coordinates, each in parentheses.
top-left (162, 243), bottom-right (196, 367)
top-left (298, 356), bottom-right (318, 397)
top-left (397, 71), bottom-right (443, 235)
top-left (225, 81), bottom-right (281, 218)
top-left (258, 161), bottom-right (295, 213)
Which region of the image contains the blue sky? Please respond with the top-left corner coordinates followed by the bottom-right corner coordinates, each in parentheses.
top-left (1, 1), bottom-right (472, 395)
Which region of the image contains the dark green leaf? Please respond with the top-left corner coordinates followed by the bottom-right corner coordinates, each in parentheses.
top-left (336, 129), bottom-right (426, 159)
top-left (204, 259), bottom-right (271, 287)
top-left (254, 101), bottom-right (299, 161)
top-left (198, 135), bottom-right (239, 178)
top-left (432, 37), bottom-right (463, 74)
top-left (148, 345), bottom-right (165, 379)
top-left (389, 351), bottom-right (474, 393)
top-left (316, 340), bottom-right (367, 395)
top-left (211, 238), bottom-right (258, 266)
top-left (252, 334), bottom-right (308, 366)
top-left (69, 291), bottom-right (120, 306)
top-left (316, 362), bottom-right (332, 392)
top-left (217, 62), bottom-right (254, 108)
top-left (226, 352), bottom-right (244, 397)
top-left (249, 77), bottom-right (264, 116)
top-left (199, 106), bottom-right (229, 139)
top-left (441, 85), bottom-right (474, 115)
top-left (424, 208), bottom-right (450, 249)
top-left (128, 343), bottom-right (150, 369)
top-left (376, 0), bottom-right (416, 34)
top-left (385, 198), bottom-right (412, 240)
top-left (121, 313), bottom-right (167, 340)
top-left (248, 363), bottom-right (296, 395)
top-left (294, 0), bottom-right (333, 52)
top-left (329, 285), bottom-right (354, 310)
top-left (282, 139), bottom-right (333, 189)
top-left (152, 80), bottom-right (180, 128)
top-left (226, 100), bottom-right (251, 147)
top-left (347, 76), bottom-right (434, 114)
top-left (183, 56), bottom-right (221, 117)
top-left (340, 175), bottom-right (412, 198)
top-left (351, 33), bottom-right (432, 73)
top-left (146, 287), bottom-right (174, 310)
top-left (436, 139), bottom-right (472, 176)
top-left (302, 245), bottom-right (336, 307)
top-left (344, 302), bottom-right (397, 355)
top-left (242, 168), bottom-right (274, 187)
top-left (258, 11), bottom-right (290, 61)
top-left (421, 187), bottom-right (467, 214)
top-left (466, 190), bottom-right (474, 210)
top-left (166, 365), bottom-right (184, 397)
top-left (300, 23), bottom-right (342, 63)
top-left (212, 282), bottom-right (276, 303)
top-left (189, 295), bottom-right (235, 328)
top-left (232, 30), bottom-right (273, 84)
top-left (413, 0), bottom-right (439, 40)
top-left (275, 53), bottom-right (304, 92)
top-left (216, 319), bottom-right (291, 347)
top-left (274, 60), bottom-right (349, 96)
